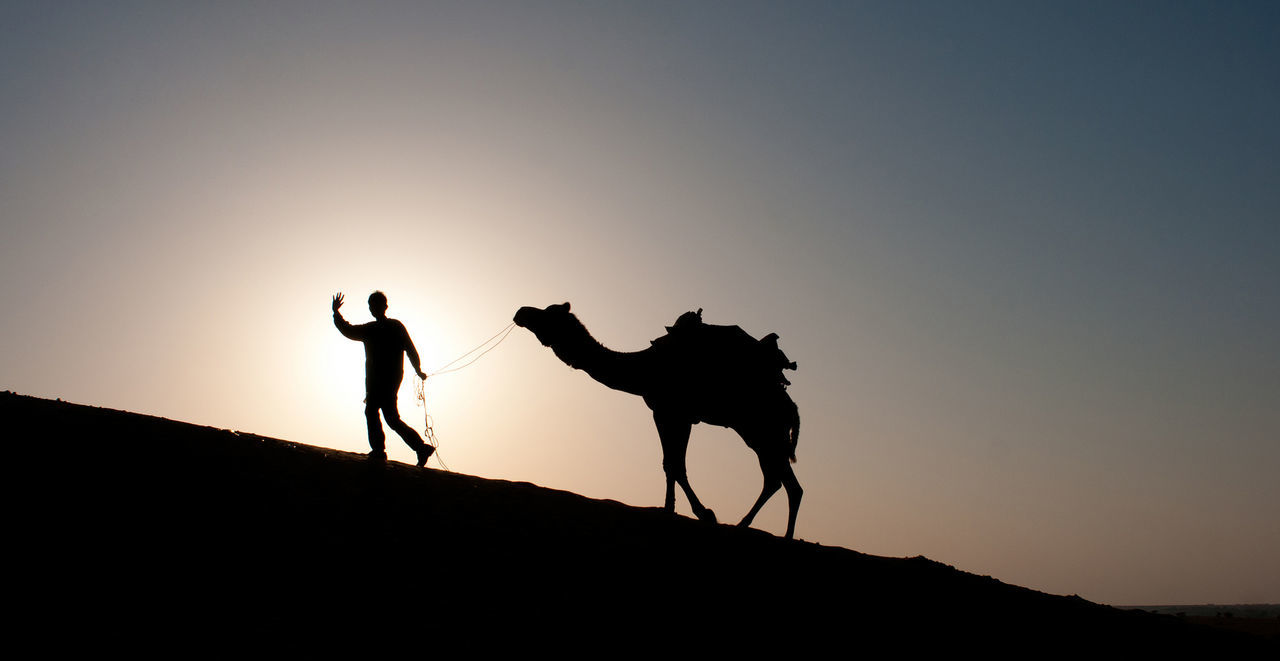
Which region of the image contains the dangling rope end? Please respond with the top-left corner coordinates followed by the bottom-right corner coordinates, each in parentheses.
top-left (414, 374), bottom-right (448, 471)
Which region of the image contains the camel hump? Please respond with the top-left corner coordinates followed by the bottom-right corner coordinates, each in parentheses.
top-left (651, 310), bottom-right (797, 388)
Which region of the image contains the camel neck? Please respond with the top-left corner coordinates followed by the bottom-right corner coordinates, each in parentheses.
top-left (550, 317), bottom-right (653, 396)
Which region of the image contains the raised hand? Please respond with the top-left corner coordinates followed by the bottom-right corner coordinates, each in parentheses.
top-left (332, 292), bottom-right (344, 312)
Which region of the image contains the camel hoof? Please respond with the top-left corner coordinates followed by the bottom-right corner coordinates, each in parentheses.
top-left (697, 508), bottom-right (717, 524)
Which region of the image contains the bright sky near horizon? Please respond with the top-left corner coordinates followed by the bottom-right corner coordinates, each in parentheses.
top-left (2, 2), bottom-right (1277, 605)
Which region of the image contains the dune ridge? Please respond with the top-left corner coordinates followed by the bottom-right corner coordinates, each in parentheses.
top-left (5, 391), bottom-right (1270, 651)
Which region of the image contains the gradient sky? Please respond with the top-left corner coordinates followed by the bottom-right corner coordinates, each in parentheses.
top-left (3, 2), bottom-right (1276, 605)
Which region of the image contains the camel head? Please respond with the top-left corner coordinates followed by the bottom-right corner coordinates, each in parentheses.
top-left (514, 302), bottom-right (577, 348)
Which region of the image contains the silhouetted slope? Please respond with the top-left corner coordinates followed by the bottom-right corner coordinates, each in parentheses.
top-left (5, 391), bottom-right (1271, 651)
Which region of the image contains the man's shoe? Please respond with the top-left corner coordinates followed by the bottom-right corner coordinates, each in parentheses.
top-left (368, 450), bottom-right (387, 462)
top-left (415, 445), bottom-right (436, 468)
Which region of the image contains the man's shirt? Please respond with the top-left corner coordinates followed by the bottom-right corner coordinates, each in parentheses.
top-left (334, 313), bottom-right (420, 389)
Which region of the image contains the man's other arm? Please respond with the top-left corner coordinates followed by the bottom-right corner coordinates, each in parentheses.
top-left (401, 322), bottom-right (427, 380)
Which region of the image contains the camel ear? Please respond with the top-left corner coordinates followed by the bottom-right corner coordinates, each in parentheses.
top-left (563, 302), bottom-right (571, 311)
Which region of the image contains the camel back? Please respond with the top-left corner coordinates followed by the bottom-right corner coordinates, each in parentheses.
top-left (649, 309), bottom-right (797, 388)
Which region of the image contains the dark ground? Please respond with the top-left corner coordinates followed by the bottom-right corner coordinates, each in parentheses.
top-left (6, 391), bottom-right (1273, 652)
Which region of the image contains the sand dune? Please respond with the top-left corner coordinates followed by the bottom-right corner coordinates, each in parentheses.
top-left (4, 391), bottom-right (1270, 652)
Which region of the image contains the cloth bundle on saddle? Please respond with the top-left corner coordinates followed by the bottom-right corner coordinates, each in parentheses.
top-left (649, 308), bottom-right (797, 389)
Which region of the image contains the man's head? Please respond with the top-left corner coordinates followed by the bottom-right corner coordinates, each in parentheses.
top-left (368, 291), bottom-right (389, 319)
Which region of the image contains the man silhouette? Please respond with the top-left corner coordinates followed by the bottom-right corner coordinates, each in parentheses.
top-left (333, 291), bottom-right (434, 467)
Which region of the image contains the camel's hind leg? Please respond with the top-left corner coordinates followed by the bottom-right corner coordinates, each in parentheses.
top-left (739, 453), bottom-right (781, 529)
top-left (653, 411), bottom-right (716, 523)
top-left (780, 460), bottom-right (802, 539)
top-left (740, 449), bottom-right (803, 539)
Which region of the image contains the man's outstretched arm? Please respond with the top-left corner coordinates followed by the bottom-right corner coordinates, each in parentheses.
top-left (332, 292), bottom-right (366, 340)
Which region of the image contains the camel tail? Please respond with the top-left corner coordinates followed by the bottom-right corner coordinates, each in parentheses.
top-left (789, 406), bottom-right (800, 464)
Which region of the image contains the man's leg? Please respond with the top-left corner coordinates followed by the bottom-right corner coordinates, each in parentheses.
top-left (382, 398), bottom-right (426, 451)
top-left (364, 399), bottom-right (387, 458)
top-left (382, 398), bottom-right (434, 467)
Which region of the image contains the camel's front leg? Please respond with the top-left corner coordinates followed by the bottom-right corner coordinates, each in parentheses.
top-left (677, 474), bottom-right (717, 524)
top-left (654, 411), bottom-right (716, 523)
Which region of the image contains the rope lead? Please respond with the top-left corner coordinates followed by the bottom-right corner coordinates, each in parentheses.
top-left (412, 320), bottom-right (518, 472)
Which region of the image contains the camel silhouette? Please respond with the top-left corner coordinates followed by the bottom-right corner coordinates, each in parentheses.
top-left (514, 302), bottom-right (803, 539)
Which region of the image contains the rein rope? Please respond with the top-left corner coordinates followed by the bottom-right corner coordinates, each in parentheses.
top-left (428, 323), bottom-right (517, 377)
top-left (412, 321), bottom-right (518, 471)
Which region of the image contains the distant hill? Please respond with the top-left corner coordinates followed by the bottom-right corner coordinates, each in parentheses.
top-left (5, 391), bottom-right (1272, 651)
